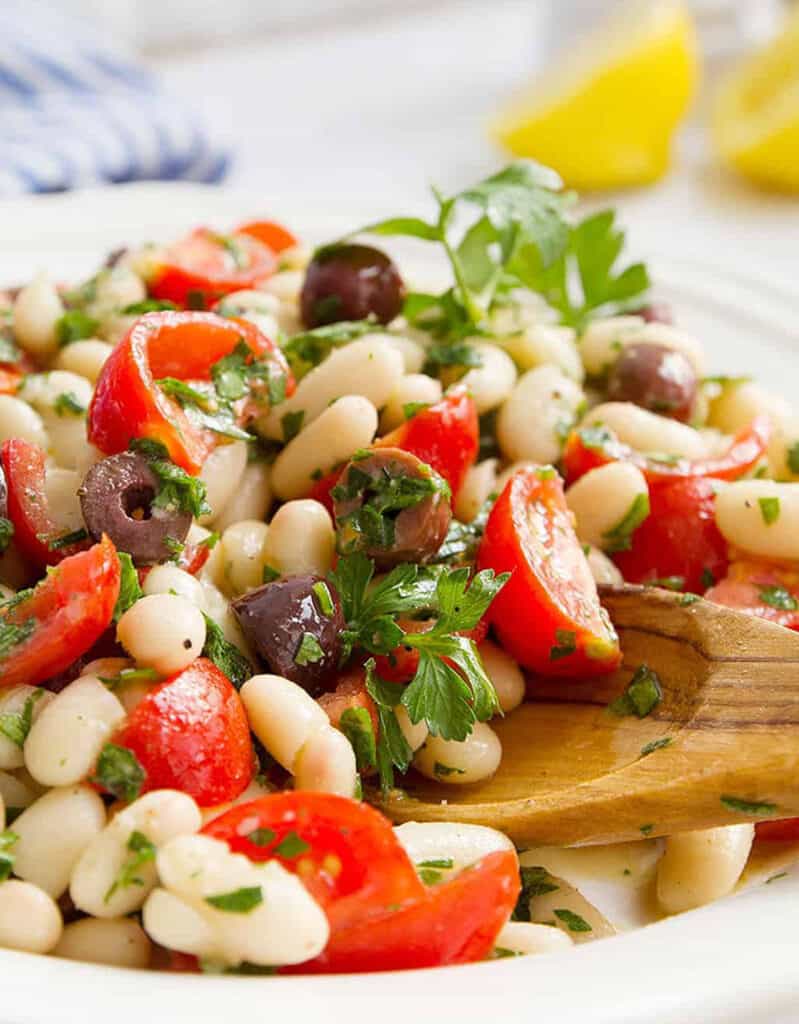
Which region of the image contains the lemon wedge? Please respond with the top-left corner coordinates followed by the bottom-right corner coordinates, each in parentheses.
top-left (712, 8), bottom-right (799, 192)
top-left (491, 1), bottom-right (699, 190)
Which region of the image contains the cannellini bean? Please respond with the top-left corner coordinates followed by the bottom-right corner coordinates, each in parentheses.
top-left (413, 723), bottom-right (502, 784)
top-left (48, 411), bottom-right (90, 470)
top-left (769, 415), bottom-right (799, 482)
top-left (70, 789), bottom-right (202, 919)
top-left (241, 674), bottom-right (328, 773)
top-left (455, 458), bottom-right (498, 523)
top-left (478, 640), bottom-right (525, 714)
top-left (494, 921), bottom-right (573, 955)
top-left (585, 546), bottom-right (624, 586)
top-left (394, 822), bottom-right (514, 873)
top-left (143, 833), bottom-right (329, 967)
top-left (43, 467), bottom-right (83, 531)
top-left (86, 265), bottom-right (146, 321)
top-left (214, 289), bottom-right (280, 339)
top-left (116, 594), bottom-right (206, 676)
top-left (219, 519), bottom-right (270, 596)
top-left (0, 686), bottom-right (54, 770)
top-left (497, 366), bottom-right (585, 464)
top-left (197, 577), bottom-right (251, 653)
top-left (379, 373), bottom-right (443, 433)
top-left (214, 461), bottom-right (272, 532)
top-left (143, 564), bottom-right (206, 609)
top-left (0, 395), bottom-right (48, 447)
top-left (500, 322), bottom-right (583, 383)
top-left (396, 706), bottom-right (428, 752)
top-left (200, 777), bottom-right (273, 828)
top-left (24, 676), bottom-right (126, 788)
top-left (714, 480), bottom-right (799, 560)
top-left (12, 274), bottom-right (64, 356)
top-left (0, 880), bottom-right (63, 953)
top-left (19, 370), bottom-right (93, 415)
top-left (198, 441), bottom-right (248, 527)
top-left (294, 726), bottom-right (357, 797)
top-left (271, 395), bottom-right (378, 500)
top-left (0, 770), bottom-right (39, 815)
top-left (262, 268), bottom-right (303, 304)
top-left (12, 785), bottom-right (106, 897)
top-left (565, 462), bottom-right (649, 551)
top-left (260, 337), bottom-right (403, 441)
top-left (54, 338), bottom-right (113, 383)
top-left (456, 342), bottom-right (518, 414)
top-left (580, 317), bottom-right (707, 378)
top-left (54, 916), bottom-right (152, 969)
top-left (261, 499), bottom-right (335, 577)
top-left (494, 460), bottom-right (537, 495)
top-left (708, 380), bottom-right (791, 435)
top-left (657, 824), bottom-right (754, 914)
top-left (382, 333), bottom-right (426, 373)
top-left (581, 402), bottom-right (706, 459)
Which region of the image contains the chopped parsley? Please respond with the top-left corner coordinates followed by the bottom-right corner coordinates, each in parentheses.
top-left (759, 586), bottom-right (798, 611)
top-left (294, 632), bottom-right (324, 667)
top-left (113, 552), bottom-right (142, 622)
top-left (312, 580), bottom-right (335, 617)
top-left (98, 667), bottom-right (159, 689)
top-left (640, 736), bottom-right (672, 757)
top-left (512, 866), bottom-right (559, 922)
top-left (55, 310), bottom-right (98, 347)
top-left (129, 438), bottom-right (212, 519)
top-left (281, 410), bottom-right (305, 443)
top-left (549, 629), bottom-right (577, 661)
top-left (647, 576), bottom-right (686, 592)
top-left (246, 828), bottom-right (276, 847)
top-left (758, 497), bottom-right (780, 526)
top-left (433, 762), bottom-right (465, 777)
top-left (602, 492), bottom-right (650, 553)
top-left (787, 441), bottom-right (799, 476)
top-left (679, 592), bottom-right (701, 606)
top-left (273, 831), bottom-right (311, 859)
top-left (436, 497), bottom-right (494, 565)
top-left (0, 517), bottom-right (14, 555)
top-left (403, 401), bottom-right (431, 421)
top-left (205, 886), bottom-right (263, 913)
top-left (48, 527), bottom-right (89, 550)
top-left (0, 829), bottom-right (18, 882)
top-left (639, 824), bottom-right (654, 836)
top-left (720, 795), bottom-right (777, 815)
top-left (92, 743), bottom-right (145, 803)
top-left (104, 830), bottom-right (156, 903)
top-left (364, 661), bottom-right (413, 793)
top-left (0, 689), bottom-right (43, 748)
top-left (339, 706), bottom-right (377, 773)
top-left (417, 858), bottom-right (454, 869)
top-left (553, 908), bottom-right (592, 933)
top-left (608, 665), bottom-right (662, 718)
top-left (262, 564), bottom-right (281, 584)
top-left (53, 391), bottom-right (86, 417)
top-left (0, 618), bottom-right (36, 660)
top-left (157, 377), bottom-right (252, 442)
top-left (201, 613), bottom-right (252, 689)
top-left (281, 319), bottom-right (377, 378)
top-left (700, 567), bottom-right (716, 590)
top-left (122, 299), bottom-right (178, 315)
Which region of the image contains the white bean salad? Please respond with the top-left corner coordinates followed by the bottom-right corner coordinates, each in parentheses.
top-left (0, 162), bottom-right (797, 975)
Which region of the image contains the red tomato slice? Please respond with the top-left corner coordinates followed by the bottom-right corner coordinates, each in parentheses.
top-left (0, 535), bottom-right (120, 688)
top-left (202, 793), bottom-right (425, 933)
top-left (705, 559), bottom-right (799, 629)
top-left (317, 668), bottom-right (379, 736)
top-left (88, 311), bottom-right (292, 474)
top-left (2, 438), bottom-right (91, 567)
top-left (149, 227), bottom-right (278, 309)
top-left (236, 220), bottom-right (298, 254)
top-left (0, 366), bottom-right (22, 395)
top-left (562, 417), bottom-right (771, 487)
top-left (476, 467), bottom-right (621, 677)
top-left (294, 850), bottom-right (519, 974)
top-left (756, 819), bottom-right (799, 841)
top-left (613, 477), bottom-right (729, 594)
top-left (113, 657), bottom-right (254, 807)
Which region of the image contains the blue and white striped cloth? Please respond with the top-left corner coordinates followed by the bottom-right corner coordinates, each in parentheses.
top-left (0, 1), bottom-right (230, 196)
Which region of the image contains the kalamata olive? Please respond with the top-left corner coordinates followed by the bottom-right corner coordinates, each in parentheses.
top-left (78, 452), bottom-right (192, 565)
top-left (606, 342), bottom-right (697, 422)
top-left (232, 575), bottom-right (344, 696)
top-left (332, 447), bottom-right (451, 569)
top-left (300, 243), bottom-right (405, 328)
top-left (634, 303), bottom-right (674, 325)
top-left (0, 463), bottom-right (7, 520)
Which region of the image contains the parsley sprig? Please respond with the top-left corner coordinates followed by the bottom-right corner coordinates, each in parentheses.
top-left (129, 438), bottom-right (211, 519)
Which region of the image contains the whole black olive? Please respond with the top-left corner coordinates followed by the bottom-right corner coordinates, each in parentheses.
top-left (606, 343), bottom-right (697, 423)
top-left (332, 447), bottom-right (451, 569)
top-left (78, 452), bottom-right (191, 564)
top-left (0, 463), bottom-right (7, 521)
top-left (300, 243), bottom-right (405, 328)
top-left (232, 575), bottom-right (344, 696)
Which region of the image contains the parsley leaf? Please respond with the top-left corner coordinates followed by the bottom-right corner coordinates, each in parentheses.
top-left (721, 795), bottom-right (777, 815)
top-left (281, 319), bottom-right (377, 378)
top-left (92, 743), bottom-right (145, 803)
top-left (273, 831), bottom-right (310, 859)
top-left (0, 689), bottom-right (43, 748)
top-left (205, 886), bottom-right (263, 913)
top-left (201, 613), bottom-right (252, 689)
top-left (0, 517), bottom-right (14, 555)
top-left (364, 661), bottom-right (413, 793)
top-left (339, 706), bottom-right (377, 773)
top-left (53, 391), bottom-right (86, 417)
top-left (157, 377), bottom-right (252, 442)
top-left (640, 736), bottom-right (672, 757)
top-left (0, 618), bottom-right (36, 660)
top-left (122, 299), bottom-right (178, 315)
top-left (553, 908), bottom-right (592, 933)
top-left (549, 629), bottom-right (577, 661)
top-left (295, 632), bottom-right (324, 666)
top-left (0, 829), bottom-right (18, 882)
top-left (759, 497), bottom-right (780, 525)
top-left (113, 552), bottom-right (142, 622)
top-left (759, 586), bottom-right (798, 611)
top-left (55, 310), bottom-right (98, 347)
top-left (281, 410), bottom-right (305, 443)
top-left (130, 438), bottom-right (212, 519)
top-left (512, 866), bottom-right (559, 922)
top-left (104, 830), bottom-right (156, 903)
top-left (436, 497), bottom-right (494, 565)
top-left (602, 492), bottom-right (650, 553)
top-left (608, 665), bottom-right (662, 718)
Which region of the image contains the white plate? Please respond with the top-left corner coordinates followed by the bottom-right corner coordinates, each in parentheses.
top-left (1, 183), bottom-right (798, 1024)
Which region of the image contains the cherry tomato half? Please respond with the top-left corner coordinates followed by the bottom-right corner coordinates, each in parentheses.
top-left (756, 819), bottom-right (799, 841)
top-left (705, 559), bottom-right (799, 630)
top-left (236, 220), bottom-right (298, 254)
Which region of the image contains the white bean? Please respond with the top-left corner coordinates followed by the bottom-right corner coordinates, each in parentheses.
top-left (143, 834), bottom-right (329, 967)
top-left (500, 322), bottom-right (583, 382)
top-left (585, 546), bottom-right (624, 586)
top-left (497, 366), bottom-right (585, 464)
top-left (86, 265), bottom-right (146, 322)
top-left (494, 460), bottom-right (537, 495)
top-left (394, 821), bottom-right (514, 873)
top-left (0, 770), bottom-right (39, 815)
top-left (379, 374), bottom-right (442, 433)
top-left (43, 467), bottom-right (84, 531)
top-left (200, 777), bottom-right (273, 828)
top-left (12, 785), bottom-right (106, 897)
top-left (0, 880), bottom-right (63, 953)
top-left (396, 706), bottom-right (428, 752)
top-left (219, 519), bottom-right (270, 596)
top-left (261, 499), bottom-right (335, 577)
top-left (457, 342), bottom-right (518, 414)
top-left (657, 824), bottom-right (754, 914)
top-left (0, 687), bottom-right (54, 770)
top-left (714, 480), bottom-right (799, 559)
top-left (19, 371), bottom-right (93, 415)
top-left (47, 416), bottom-right (91, 471)
top-left (240, 674), bottom-right (328, 773)
top-left (116, 594), bottom-right (206, 676)
top-left (12, 274), bottom-right (64, 356)
top-left (413, 722), bottom-right (502, 784)
top-left (214, 289), bottom-right (280, 339)
top-left (770, 415), bottom-right (799, 482)
top-left (197, 577), bottom-right (251, 653)
top-left (382, 333), bottom-right (426, 373)
top-left (143, 565), bottom-right (206, 609)
top-left (70, 789), bottom-right (202, 918)
top-left (198, 440), bottom-right (248, 527)
top-left (262, 268), bottom-right (303, 304)
top-left (455, 458), bottom-right (498, 523)
top-left (708, 380), bottom-right (791, 436)
top-left (581, 402), bottom-right (706, 459)
top-left (260, 337), bottom-right (403, 441)
top-left (478, 640), bottom-right (525, 713)
top-left (294, 725), bottom-right (357, 797)
top-left (54, 338), bottom-right (113, 383)
top-left (214, 461), bottom-right (272, 532)
top-left (54, 916), bottom-right (152, 968)
top-left (0, 395), bottom-right (48, 448)
top-left (494, 921), bottom-right (572, 955)
top-left (271, 395), bottom-right (377, 500)
top-left (565, 462), bottom-right (649, 551)
top-left (24, 676), bottom-right (126, 788)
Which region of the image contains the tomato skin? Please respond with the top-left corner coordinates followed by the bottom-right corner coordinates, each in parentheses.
top-left (317, 669), bottom-right (379, 737)
top-left (294, 850), bottom-right (520, 974)
top-left (0, 366), bottom-right (22, 395)
top-left (2, 438), bottom-right (91, 568)
top-left (476, 468), bottom-right (621, 677)
top-left (756, 819), bottom-right (799, 841)
top-left (236, 220), bottom-right (298, 254)
top-left (149, 228), bottom-right (278, 309)
top-left (114, 658), bottom-right (253, 806)
top-left (705, 560), bottom-right (799, 629)
top-left (562, 417), bottom-right (771, 487)
top-left (202, 793), bottom-right (424, 932)
top-left (0, 536), bottom-right (120, 688)
top-left (614, 477), bottom-right (729, 594)
top-left (88, 311), bottom-right (292, 474)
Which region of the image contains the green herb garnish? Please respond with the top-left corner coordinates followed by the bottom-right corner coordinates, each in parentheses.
top-left (721, 795), bottom-right (777, 815)
top-left (92, 743), bottom-right (145, 803)
top-left (553, 908), bottom-right (592, 933)
top-left (201, 613), bottom-right (252, 690)
top-left (608, 665), bottom-right (662, 718)
top-left (759, 497), bottom-right (780, 526)
top-left (205, 886), bottom-right (263, 913)
top-left (340, 706), bottom-right (377, 773)
top-left (104, 830), bottom-right (156, 902)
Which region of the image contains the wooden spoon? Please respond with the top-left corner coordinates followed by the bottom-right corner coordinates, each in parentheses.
top-left (376, 585), bottom-right (799, 847)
